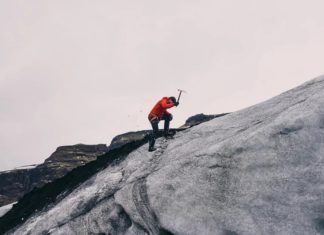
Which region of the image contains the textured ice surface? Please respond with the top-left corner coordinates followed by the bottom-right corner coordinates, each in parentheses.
top-left (11, 76), bottom-right (324, 235)
top-left (0, 203), bottom-right (15, 218)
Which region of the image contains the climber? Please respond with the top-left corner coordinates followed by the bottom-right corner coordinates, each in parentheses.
top-left (148, 96), bottom-right (179, 152)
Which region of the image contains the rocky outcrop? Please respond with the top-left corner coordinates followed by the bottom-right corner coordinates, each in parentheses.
top-left (44, 144), bottom-right (108, 165)
top-left (181, 113), bottom-right (229, 128)
top-left (109, 131), bottom-right (151, 150)
top-left (0, 144), bottom-right (108, 207)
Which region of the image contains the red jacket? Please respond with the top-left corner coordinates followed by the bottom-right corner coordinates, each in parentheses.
top-left (149, 97), bottom-right (175, 120)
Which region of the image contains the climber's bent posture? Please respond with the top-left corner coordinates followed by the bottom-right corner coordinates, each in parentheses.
top-left (148, 96), bottom-right (179, 152)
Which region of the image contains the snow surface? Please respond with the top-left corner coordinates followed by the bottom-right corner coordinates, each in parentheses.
top-left (13, 164), bottom-right (38, 170)
top-left (10, 76), bottom-right (324, 234)
top-left (0, 164), bottom-right (38, 174)
top-left (0, 203), bottom-right (16, 218)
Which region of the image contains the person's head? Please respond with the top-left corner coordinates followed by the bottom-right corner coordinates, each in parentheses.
top-left (169, 96), bottom-right (177, 104)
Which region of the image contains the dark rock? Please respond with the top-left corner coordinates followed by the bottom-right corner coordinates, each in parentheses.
top-left (181, 113), bottom-right (229, 128)
top-left (0, 144), bottom-right (108, 207)
top-left (109, 131), bottom-right (151, 150)
top-left (44, 144), bottom-right (108, 164)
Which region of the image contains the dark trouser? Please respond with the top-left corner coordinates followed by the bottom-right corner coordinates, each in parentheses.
top-left (148, 113), bottom-right (173, 149)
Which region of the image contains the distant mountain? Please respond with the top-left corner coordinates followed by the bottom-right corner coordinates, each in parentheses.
top-left (3, 76), bottom-right (324, 234)
top-left (0, 144), bottom-right (108, 207)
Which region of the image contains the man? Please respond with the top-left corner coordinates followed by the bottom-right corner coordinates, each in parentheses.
top-left (148, 96), bottom-right (179, 152)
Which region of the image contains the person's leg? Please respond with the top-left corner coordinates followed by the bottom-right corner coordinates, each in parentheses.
top-left (162, 113), bottom-right (173, 136)
top-left (148, 117), bottom-right (159, 151)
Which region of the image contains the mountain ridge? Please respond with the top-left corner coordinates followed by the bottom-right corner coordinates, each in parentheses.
top-left (0, 114), bottom-right (222, 209)
top-left (2, 75), bottom-right (324, 234)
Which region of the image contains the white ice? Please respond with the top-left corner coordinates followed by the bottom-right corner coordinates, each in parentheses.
top-left (0, 202), bottom-right (16, 218)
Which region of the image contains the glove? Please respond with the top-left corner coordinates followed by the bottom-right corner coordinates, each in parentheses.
top-left (174, 101), bottom-right (179, 107)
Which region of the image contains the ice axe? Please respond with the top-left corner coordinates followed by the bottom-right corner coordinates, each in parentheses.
top-left (177, 89), bottom-right (186, 103)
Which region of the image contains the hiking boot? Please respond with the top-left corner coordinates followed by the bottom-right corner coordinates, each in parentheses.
top-left (148, 146), bottom-right (157, 152)
top-left (164, 133), bottom-right (174, 139)
top-left (164, 134), bottom-right (174, 140)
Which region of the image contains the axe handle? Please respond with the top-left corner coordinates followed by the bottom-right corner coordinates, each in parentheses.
top-left (177, 91), bottom-right (183, 103)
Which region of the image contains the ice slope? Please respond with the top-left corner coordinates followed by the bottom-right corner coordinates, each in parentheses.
top-left (10, 76), bottom-right (324, 235)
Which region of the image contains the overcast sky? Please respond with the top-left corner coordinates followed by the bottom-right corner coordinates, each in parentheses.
top-left (1, 0), bottom-right (324, 171)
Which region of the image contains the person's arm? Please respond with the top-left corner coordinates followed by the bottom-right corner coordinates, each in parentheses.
top-left (161, 99), bottom-right (174, 109)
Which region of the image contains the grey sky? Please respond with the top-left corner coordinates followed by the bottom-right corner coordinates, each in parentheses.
top-left (1, 0), bottom-right (324, 171)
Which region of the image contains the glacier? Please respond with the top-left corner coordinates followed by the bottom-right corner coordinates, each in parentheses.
top-left (8, 76), bottom-right (324, 235)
